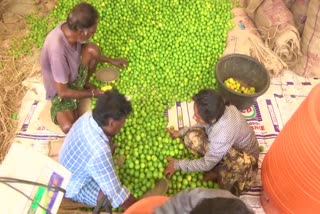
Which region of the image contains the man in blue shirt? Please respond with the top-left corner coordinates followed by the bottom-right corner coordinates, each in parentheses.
top-left (59, 90), bottom-right (137, 210)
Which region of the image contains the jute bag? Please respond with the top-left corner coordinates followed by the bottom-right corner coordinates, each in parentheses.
top-left (232, 0), bottom-right (249, 8)
top-left (294, 0), bottom-right (320, 77)
top-left (283, 0), bottom-right (296, 8)
top-left (290, 0), bottom-right (310, 35)
top-left (224, 8), bottom-right (287, 76)
top-left (246, 0), bottom-right (301, 69)
top-left (39, 101), bottom-right (65, 135)
top-left (39, 98), bottom-right (91, 135)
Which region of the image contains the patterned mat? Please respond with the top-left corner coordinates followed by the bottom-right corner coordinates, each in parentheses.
top-left (14, 70), bottom-right (320, 213)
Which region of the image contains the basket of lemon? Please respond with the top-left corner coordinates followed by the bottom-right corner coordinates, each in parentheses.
top-left (215, 54), bottom-right (270, 110)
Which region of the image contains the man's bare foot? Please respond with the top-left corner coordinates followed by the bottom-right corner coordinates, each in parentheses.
top-left (203, 171), bottom-right (218, 182)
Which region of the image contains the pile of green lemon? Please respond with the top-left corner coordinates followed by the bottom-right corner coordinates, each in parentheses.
top-left (24, 0), bottom-right (234, 201)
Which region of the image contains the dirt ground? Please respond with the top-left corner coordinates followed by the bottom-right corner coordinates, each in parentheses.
top-left (0, 0), bottom-right (58, 52)
top-left (0, 0), bottom-right (57, 160)
top-left (0, 0), bottom-right (55, 36)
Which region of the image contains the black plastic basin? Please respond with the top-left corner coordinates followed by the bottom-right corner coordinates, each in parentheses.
top-left (215, 54), bottom-right (270, 110)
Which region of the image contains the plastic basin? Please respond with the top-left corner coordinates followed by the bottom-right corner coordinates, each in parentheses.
top-left (215, 54), bottom-right (270, 110)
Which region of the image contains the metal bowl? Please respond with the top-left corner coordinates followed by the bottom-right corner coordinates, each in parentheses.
top-left (95, 67), bottom-right (120, 83)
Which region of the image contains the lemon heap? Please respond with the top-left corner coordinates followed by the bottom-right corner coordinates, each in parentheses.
top-left (224, 78), bottom-right (256, 94)
top-left (101, 85), bottom-right (113, 92)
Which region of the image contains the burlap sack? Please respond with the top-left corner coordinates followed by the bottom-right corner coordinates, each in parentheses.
top-left (232, 0), bottom-right (249, 8)
top-left (247, 0), bottom-right (294, 28)
top-left (39, 98), bottom-right (91, 135)
top-left (283, 0), bottom-right (296, 8)
top-left (48, 138), bottom-right (64, 162)
top-left (39, 101), bottom-right (65, 135)
top-left (290, 0), bottom-right (310, 35)
top-left (246, 0), bottom-right (301, 69)
top-left (224, 8), bottom-right (260, 58)
top-left (271, 24), bottom-right (301, 69)
top-left (224, 8), bottom-right (287, 76)
top-left (294, 0), bottom-right (320, 77)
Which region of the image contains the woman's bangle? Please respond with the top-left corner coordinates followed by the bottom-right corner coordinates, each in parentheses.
top-left (91, 89), bottom-right (95, 97)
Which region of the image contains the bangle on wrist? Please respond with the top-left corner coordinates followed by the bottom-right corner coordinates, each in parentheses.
top-left (91, 89), bottom-right (95, 97)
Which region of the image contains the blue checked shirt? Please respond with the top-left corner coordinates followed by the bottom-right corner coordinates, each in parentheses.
top-left (59, 112), bottom-right (130, 208)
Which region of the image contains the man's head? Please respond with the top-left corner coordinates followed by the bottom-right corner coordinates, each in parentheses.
top-left (93, 90), bottom-right (132, 137)
top-left (190, 197), bottom-right (254, 214)
top-left (192, 89), bottom-right (226, 125)
top-left (66, 2), bottom-right (99, 43)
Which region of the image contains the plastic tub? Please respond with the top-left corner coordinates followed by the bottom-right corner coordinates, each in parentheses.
top-left (261, 83), bottom-right (320, 213)
top-left (215, 54), bottom-right (270, 110)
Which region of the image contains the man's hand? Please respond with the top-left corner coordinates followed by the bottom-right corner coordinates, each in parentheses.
top-left (121, 194), bottom-right (137, 210)
top-left (84, 83), bottom-right (95, 90)
top-left (164, 157), bottom-right (177, 178)
top-left (92, 89), bottom-right (104, 97)
top-left (111, 58), bottom-right (128, 69)
top-left (166, 127), bottom-right (180, 138)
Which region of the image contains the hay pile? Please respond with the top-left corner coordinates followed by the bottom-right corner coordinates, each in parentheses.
top-left (0, 21), bottom-right (39, 163)
top-left (0, 0), bottom-right (10, 19)
top-left (0, 0), bottom-right (48, 163)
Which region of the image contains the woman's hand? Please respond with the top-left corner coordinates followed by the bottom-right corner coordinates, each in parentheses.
top-left (111, 58), bottom-right (128, 69)
top-left (166, 127), bottom-right (180, 138)
top-left (164, 157), bottom-right (177, 178)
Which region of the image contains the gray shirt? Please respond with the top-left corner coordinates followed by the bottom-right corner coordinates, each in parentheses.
top-left (154, 188), bottom-right (254, 214)
top-left (40, 22), bottom-right (82, 99)
top-left (175, 105), bottom-right (259, 172)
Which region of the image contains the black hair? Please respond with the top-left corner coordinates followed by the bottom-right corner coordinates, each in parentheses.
top-left (190, 197), bottom-right (253, 214)
top-left (92, 90), bottom-right (132, 127)
top-left (66, 2), bottom-right (99, 31)
top-left (192, 89), bottom-right (228, 124)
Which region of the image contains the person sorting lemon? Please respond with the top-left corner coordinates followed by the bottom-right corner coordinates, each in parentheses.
top-left (40, 2), bottom-right (128, 134)
top-left (165, 89), bottom-right (259, 196)
top-left (59, 90), bottom-right (137, 212)
top-left (155, 188), bottom-right (254, 214)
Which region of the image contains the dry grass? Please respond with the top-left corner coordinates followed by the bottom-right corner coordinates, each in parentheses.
top-left (0, 0), bottom-right (10, 19)
top-left (0, 0), bottom-right (48, 163)
top-left (0, 24), bottom-right (39, 163)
